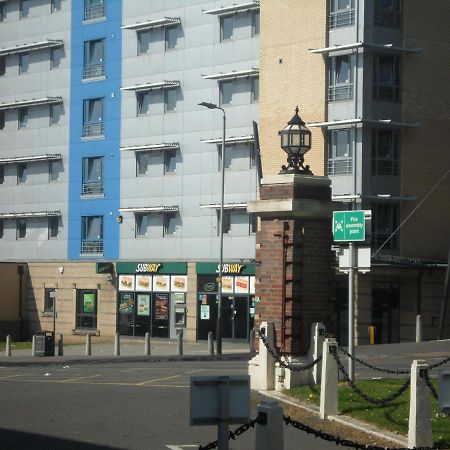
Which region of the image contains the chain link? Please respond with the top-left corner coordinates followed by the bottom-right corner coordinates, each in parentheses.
top-left (332, 347), bottom-right (411, 406)
top-left (338, 347), bottom-right (410, 375)
top-left (259, 331), bottom-right (323, 372)
top-left (423, 371), bottom-right (439, 400)
top-left (429, 356), bottom-right (450, 371)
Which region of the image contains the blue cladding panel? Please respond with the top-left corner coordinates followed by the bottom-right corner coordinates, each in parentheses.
top-left (68, 1), bottom-right (122, 260)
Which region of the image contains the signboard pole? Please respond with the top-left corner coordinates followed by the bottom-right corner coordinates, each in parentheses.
top-left (348, 242), bottom-right (355, 381)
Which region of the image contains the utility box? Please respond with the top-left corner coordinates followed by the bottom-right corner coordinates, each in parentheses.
top-left (439, 370), bottom-right (450, 412)
top-left (35, 331), bottom-right (55, 357)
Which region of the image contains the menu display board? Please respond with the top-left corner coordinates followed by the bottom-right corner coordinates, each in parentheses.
top-left (137, 294), bottom-right (150, 316)
top-left (222, 276), bottom-right (234, 294)
top-left (153, 275), bottom-right (170, 292)
top-left (249, 276), bottom-right (256, 294)
top-left (154, 294), bottom-right (169, 320)
top-left (118, 275), bottom-right (135, 292)
top-left (136, 275), bottom-right (152, 292)
top-left (234, 276), bottom-right (249, 294)
top-left (119, 293), bottom-right (134, 313)
top-left (171, 275), bottom-right (188, 292)
top-left (83, 293), bottom-right (95, 313)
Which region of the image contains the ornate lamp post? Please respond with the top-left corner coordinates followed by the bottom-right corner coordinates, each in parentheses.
top-left (279, 106), bottom-right (313, 175)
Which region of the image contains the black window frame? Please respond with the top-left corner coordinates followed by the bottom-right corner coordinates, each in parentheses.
top-left (0, 56), bottom-right (5, 76)
top-left (373, 54), bottom-right (400, 102)
top-left (374, 0), bottom-right (402, 29)
top-left (0, 165), bottom-right (4, 184)
top-left (0, 219), bottom-right (4, 239)
top-left (83, 38), bottom-right (105, 79)
top-left (371, 128), bottom-right (400, 176)
top-left (48, 216), bottom-right (59, 239)
top-left (16, 218), bottom-right (26, 239)
top-left (0, 110), bottom-right (5, 130)
top-left (76, 289), bottom-right (98, 330)
top-left (17, 163), bottom-right (27, 184)
top-left (371, 203), bottom-right (400, 251)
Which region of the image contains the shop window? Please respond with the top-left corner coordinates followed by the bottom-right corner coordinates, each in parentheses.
top-left (164, 88), bottom-right (177, 112)
top-left (252, 11), bottom-right (260, 36)
top-left (0, 56), bottom-right (5, 76)
top-left (371, 129), bottom-right (400, 175)
top-left (50, 103), bottom-right (62, 125)
top-left (0, 219), bottom-right (3, 238)
top-left (220, 80), bottom-right (233, 106)
top-left (82, 157), bottom-right (103, 195)
top-left (164, 148), bottom-right (176, 174)
top-left (44, 288), bottom-right (56, 313)
top-left (135, 213), bottom-right (148, 237)
top-left (76, 289), bottom-right (97, 329)
top-left (220, 15), bottom-right (234, 41)
top-left (49, 160), bottom-right (61, 182)
top-left (372, 203), bottom-right (399, 250)
top-left (329, 55), bottom-right (353, 102)
top-left (50, 47), bottom-right (63, 69)
top-left (373, 54), bottom-right (400, 102)
top-left (84, 0), bottom-right (105, 21)
top-left (16, 219), bottom-right (26, 239)
top-left (165, 26), bottom-right (178, 50)
top-left (137, 30), bottom-right (150, 55)
top-left (328, 129), bottom-right (352, 174)
top-left (330, 0), bottom-right (355, 28)
top-left (48, 216), bottom-right (59, 239)
top-left (137, 91), bottom-right (151, 115)
top-left (83, 97), bottom-right (104, 137)
top-left (0, 111), bottom-right (5, 130)
top-left (17, 163), bottom-right (27, 184)
top-left (19, 53), bottom-right (29, 74)
top-left (251, 78), bottom-right (259, 103)
top-left (83, 39), bottom-right (105, 79)
top-left (81, 216), bottom-right (103, 254)
top-left (18, 108), bottom-right (28, 129)
top-left (374, 0), bottom-right (401, 28)
top-left (20, 0), bottom-right (30, 18)
top-left (163, 213), bottom-right (177, 236)
top-left (51, 0), bottom-right (61, 13)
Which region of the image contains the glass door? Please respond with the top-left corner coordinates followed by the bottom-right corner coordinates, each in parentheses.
top-left (152, 293), bottom-right (169, 338)
top-left (118, 292), bottom-right (134, 335)
top-left (134, 293), bottom-right (151, 336)
top-left (233, 296), bottom-right (249, 340)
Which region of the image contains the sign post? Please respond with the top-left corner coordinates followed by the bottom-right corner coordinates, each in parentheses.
top-left (333, 211), bottom-right (367, 381)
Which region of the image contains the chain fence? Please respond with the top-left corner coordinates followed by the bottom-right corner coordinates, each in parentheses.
top-left (259, 331), bottom-right (322, 372)
top-left (331, 347), bottom-right (411, 406)
top-left (423, 370), bottom-right (439, 400)
top-left (429, 356), bottom-right (450, 371)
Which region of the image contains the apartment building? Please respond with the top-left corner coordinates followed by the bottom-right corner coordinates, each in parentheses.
top-left (259, 0), bottom-right (450, 343)
top-left (0, 0), bottom-right (260, 341)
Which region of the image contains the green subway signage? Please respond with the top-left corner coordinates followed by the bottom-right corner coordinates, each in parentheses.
top-left (196, 262), bottom-right (255, 275)
top-left (116, 262), bottom-right (187, 275)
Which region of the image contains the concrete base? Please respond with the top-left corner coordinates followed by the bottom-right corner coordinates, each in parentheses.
top-left (274, 357), bottom-right (311, 390)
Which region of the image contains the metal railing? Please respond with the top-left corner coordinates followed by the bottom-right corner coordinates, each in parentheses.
top-left (328, 83), bottom-right (354, 102)
top-left (81, 240), bottom-right (103, 254)
top-left (83, 63), bottom-right (105, 79)
top-left (327, 159), bottom-right (353, 175)
top-left (82, 122), bottom-right (104, 138)
top-left (371, 159), bottom-right (399, 176)
top-left (329, 9), bottom-right (355, 28)
top-left (82, 181), bottom-right (104, 196)
top-left (84, 4), bottom-right (105, 21)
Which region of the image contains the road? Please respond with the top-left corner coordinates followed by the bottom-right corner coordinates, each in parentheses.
top-left (0, 360), bottom-right (335, 450)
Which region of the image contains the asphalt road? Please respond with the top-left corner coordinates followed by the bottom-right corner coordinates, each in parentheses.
top-left (0, 360), bottom-right (338, 450)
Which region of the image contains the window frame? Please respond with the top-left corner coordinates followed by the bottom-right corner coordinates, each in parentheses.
top-left (164, 88), bottom-right (177, 113)
top-left (81, 215), bottom-right (103, 254)
top-left (327, 128), bottom-right (352, 174)
top-left (50, 103), bottom-right (62, 126)
top-left (50, 0), bottom-right (61, 13)
top-left (44, 288), bottom-right (56, 313)
top-left (137, 91), bottom-right (151, 116)
top-left (136, 151), bottom-right (149, 176)
top-left (0, 110), bottom-right (5, 130)
top-left (49, 160), bottom-right (61, 182)
top-left (76, 289), bottom-right (98, 330)
top-left (373, 54), bottom-right (400, 102)
top-left (163, 212), bottom-right (177, 237)
top-left (220, 15), bottom-right (234, 41)
top-left (19, 53), bottom-right (29, 74)
top-left (16, 218), bottom-right (27, 240)
top-left (329, 0), bottom-right (355, 28)
top-left (371, 129), bottom-right (400, 176)
top-left (165, 25), bottom-right (178, 51)
top-left (371, 203), bottom-right (399, 250)
top-left (218, 209), bottom-right (232, 235)
top-left (135, 213), bottom-right (149, 237)
top-left (328, 55), bottom-right (353, 102)
top-left (0, 4), bottom-right (6, 22)
top-left (83, 38), bottom-right (105, 79)
top-left (164, 148), bottom-right (177, 174)
top-left (48, 216), bottom-right (59, 239)
top-left (82, 97), bottom-right (104, 137)
top-left (82, 156), bottom-right (104, 195)
top-left (374, 0), bottom-right (402, 29)
top-left (0, 219), bottom-right (3, 239)
top-left (219, 80), bottom-right (234, 106)
top-left (84, 0), bottom-right (105, 21)
top-left (0, 165), bottom-right (4, 184)
top-left (252, 11), bottom-right (260, 36)
top-left (18, 108), bottom-right (29, 129)
top-left (137, 30), bottom-right (150, 55)
top-left (17, 163), bottom-right (27, 184)
top-left (0, 56), bottom-right (6, 76)
top-left (251, 77), bottom-right (259, 103)
top-left (20, 0), bottom-right (30, 19)
top-left (50, 47), bottom-right (62, 70)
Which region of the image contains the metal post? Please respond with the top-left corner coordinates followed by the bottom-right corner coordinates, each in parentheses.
top-left (177, 329), bottom-right (183, 356)
top-left (31, 334), bottom-right (36, 356)
top-left (5, 335), bottom-right (11, 357)
top-left (52, 292), bottom-right (56, 338)
top-left (58, 334), bottom-right (63, 356)
top-left (86, 333), bottom-right (91, 356)
top-left (437, 243), bottom-right (450, 340)
top-left (416, 315), bottom-right (422, 343)
top-left (348, 242), bottom-right (355, 381)
top-left (207, 331), bottom-right (214, 355)
top-left (114, 333), bottom-right (120, 356)
top-left (217, 110), bottom-right (226, 356)
top-left (217, 378), bottom-right (230, 450)
top-left (145, 332), bottom-right (151, 356)
top-left (249, 329), bottom-right (255, 353)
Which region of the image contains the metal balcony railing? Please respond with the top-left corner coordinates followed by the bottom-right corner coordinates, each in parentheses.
top-left (327, 159), bottom-right (353, 175)
top-left (84, 4), bottom-right (105, 21)
top-left (82, 181), bottom-right (104, 195)
top-left (82, 122), bottom-right (104, 137)
top-left (328, 84), bottom-right (354, 102)
top-left (81, 240), bottom-right (103, 254)
top-left (371, 159), bottom-right (399, 176)
top-left (329, 9), bottom-right (355, 29)
top-left (83, 63), bottom-right (105, 79)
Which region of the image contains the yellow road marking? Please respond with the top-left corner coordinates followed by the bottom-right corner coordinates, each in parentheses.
top-left (61, 374), bottom-right (101, 383)
top-left (136, 374), bottom-right (181, 386)
top-left (184, 369), bottom-right (203, 375)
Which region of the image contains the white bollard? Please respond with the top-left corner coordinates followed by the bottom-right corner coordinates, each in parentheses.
top-left (177, 329), bottom-right (183, 356)
top-left (319, 338), bottom-right (338, 419)
top-left (145, 332), bottom-right (151, 356)
top-left (255, 399), bottom-right (284, 450)
top-left (260, 322), bottom-right (276, 390)
top-left (309, 322), bottom-right (325, 385)
top-left (208, 331), bottom-right (214, 355)
top-left (416, 315), bottom-right (422, 343)
top-left (86, 333), bottom-right (91, 356)
top-left (5, 335), bottom-right (11, 357)
top-left (249, 329), bottom-right (255, 353)
top-left (408, 360), bottom-right (433, 449)
top-left (31, 334), bottom-right (36, 357)
top-left (114, 333), bottom-right (120, 356)
top-left (57, 334), bottom-right (64, 356)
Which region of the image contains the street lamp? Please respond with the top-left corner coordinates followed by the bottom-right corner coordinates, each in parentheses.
top-left (279, 106), bottom-right (313, 175)
top-left (199, 101), bottom-right (226, 355)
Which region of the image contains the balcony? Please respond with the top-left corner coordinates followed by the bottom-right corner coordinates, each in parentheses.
top-left (83, 63), bottom-right (105, 79)
top-left (82, 181), bottom-right (104, 196)
top-left (328, 159), bottom-right (353, 175)
top-left (329, 9), bottom-right (355, 29)
top-left (82, 122), bottom-right (104, 138)
top-left (81, 240), bottom-right (103, 254)
top-left (328, 84), bottom-right (354, 102)
top-left (84, 4), bottom-right (105, 21)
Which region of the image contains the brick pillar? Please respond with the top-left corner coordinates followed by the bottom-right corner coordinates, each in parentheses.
top-left (248, 174), bottom-right (334, 356)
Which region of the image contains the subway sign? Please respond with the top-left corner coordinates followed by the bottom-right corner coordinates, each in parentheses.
top-left (196, 262), bottom-right (255, 276)
top-left (116, 262), bottom-right (187, 275)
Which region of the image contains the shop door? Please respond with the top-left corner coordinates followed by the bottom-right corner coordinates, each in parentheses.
top-left (197, 294), bottom-right (218, 340)
top-left (372, 285), bottom-right (400, 344)
top-left (233, 296), bottom-right (248, 339)
top-left (134, 293), bottom-right (151, 337)
top-left (152, 293), bottom-right (169, 338)
top-left (222, 296), bottom-right (233, 339)
top-left (118, 292), bottom-right (134, 336)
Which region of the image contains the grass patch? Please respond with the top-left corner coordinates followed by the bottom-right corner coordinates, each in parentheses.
top-left (0, 341), bottom-right (33, 351)
top-left (286, 378), bottom-right (450, 441)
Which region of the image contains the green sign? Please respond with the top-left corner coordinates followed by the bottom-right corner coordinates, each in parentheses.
top-left (83, 293), bottom-right (96, 313)
top-left (116, 262), bottom-right (187, 275)
top-left (196, 262), bottom-right (255, 275)
top-left (333, 210), bottom-right (366, 242)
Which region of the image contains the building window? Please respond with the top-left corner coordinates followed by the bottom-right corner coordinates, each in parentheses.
top-left (220, 80), bottom-right (233, 106)
top-left (0, 57), bottom-right (5, 76)
top-left (328, 129), bottom-right (352, 174)
top-left (50, 103), bottom-right (62, 125)
top-left (249, 213), bottom-right (257, 234)
top-left (0, 4), bottom-right (6, 22)
top-left (44, 288), bottom-right (56, 313)
top-left (165, 26), bottom-right (178, 50)
top-left (218, 210), bottom-right (232, 235)
top-left (83, 98), bottom-right (104, 137)
top-left (49, 160), bottom-right (61, 182)
top-left (18, 108), bottom-right (28, 129)
top-left (252, 11), bottom-right (260, 36)
top-left (164, 149), bottom-right (176, 174)
top-left (0, 165), bottom-right (4, 184)
top-left (220, 15), bottom-right (233, 41)
top-left (48, 216), bottom-right (59, 239)
top-left (0, 111), bottom-right (5, 130)
top-left (137, 91), bottom-right (150, 115)
top-left (372, 203), bottom-right (399, 250)
top-left (82, 157), bottom-right (103, 195)
top-left (136, 152), bottom-right (149, 176)
top-left (84, 0), bottom-right (105, 21)
top-left (17, 163), bottom-right (27, 184)
top-left (81, 216), bottom-right (103, 254)
top-left (135, 213), bottom-right (148, 237)
top-left (330, 0), bottom-right (355, 28)
top-left (19, 53), bottom-right (29, 74)
top-left (50, 47), bottom-right (63, 69)
top-left (137, 30), bottom-right (150, 55)
top-left (374, 0), bottom-right (401, 29)
top-left (51, 0), bottom-right (61, 13)
top-left (164, 89), bottom-right (177, 112)
top-left (372, 129), bottom-right (400, 175)
top-left (163, 213), bottom-right (176, 236)
top-left (329, 55), bottom-right (353, 101)
top-left (76, 289), bottom-right (97, 329)
top-left (20, 0), bottom-right (30, 18)
top-left (0, 219), bottom-right (3, 239)
top-left (16, 219), bottom-right (26, 239)
top-left (251, 78), bottom-right (259, 103)
top-left (373, 54), bottom-right (400, 102)
top-left (83, 39), bottom-right (105, 79)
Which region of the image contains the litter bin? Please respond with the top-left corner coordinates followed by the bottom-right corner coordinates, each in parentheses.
top-left (35, 331), bottom-right (55, 357)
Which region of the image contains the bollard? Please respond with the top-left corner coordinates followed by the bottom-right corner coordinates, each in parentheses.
top-left (319, 338), bottom-right (338, 419)
top-left (309, 322), bottom-right (325, 385)
top-left (208, 331), bottom-right (214, 355)
top-left (57, 334), bottom-right (64, 356)
top-left (255, 399), bottom-right (284, 450)
top-left (5, 335), bottom-right (11, 357)
top-left (86, 333), bottom-right (91, 356)
top-left (145, 332), bottom-right (151, 356)
top-left (177, 329), bottom-right (183, 356)
top-left (416, 315), bottom-right (422, 343)
top-left (249, 329), bottom-right (255, 353)
top-left (259, 322), bottom-right (276, 391)
top-left (31, 334), bottom-right (36, 357)
top-left (368, 325), bottom-right (376, 345)
top-left (114, 333), bottom-right (120, 356)
top-left (408, 360), bottom-right (432, 448)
